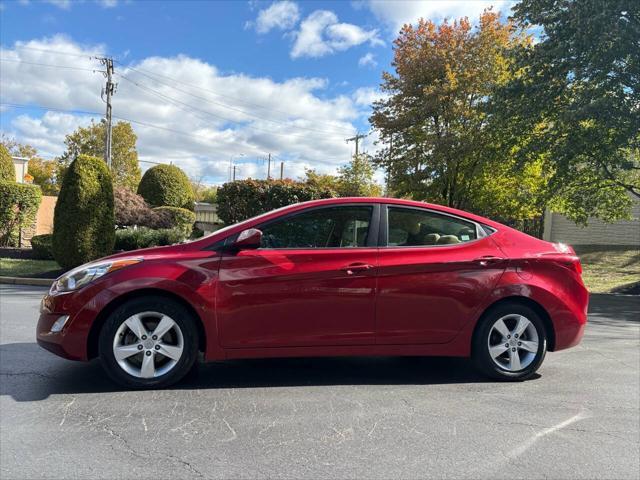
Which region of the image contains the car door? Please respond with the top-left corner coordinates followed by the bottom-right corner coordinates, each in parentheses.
top-left (216, 204), bottom-right (379, 349)
top-left (376, 205), bottom-right (507, 345)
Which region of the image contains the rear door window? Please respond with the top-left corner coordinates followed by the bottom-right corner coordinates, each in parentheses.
top-left (387, 207), bottom-right (478, 246)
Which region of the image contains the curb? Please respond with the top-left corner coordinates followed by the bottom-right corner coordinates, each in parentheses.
top-left (0, 276), bottom-right (54, 287)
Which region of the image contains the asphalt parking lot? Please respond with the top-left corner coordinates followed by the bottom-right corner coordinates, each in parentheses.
top-left (1, 285), bottom-right (638, 480)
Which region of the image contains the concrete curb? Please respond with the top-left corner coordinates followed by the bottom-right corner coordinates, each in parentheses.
top-left (0, 276), bottom-right (53, 287)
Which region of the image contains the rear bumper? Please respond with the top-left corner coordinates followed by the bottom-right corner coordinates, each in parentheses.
top-left (551, 285), bottom-right (589, 351)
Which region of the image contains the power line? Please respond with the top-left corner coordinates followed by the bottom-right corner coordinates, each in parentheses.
top-left (0, 58), bottom-right (98, 72)
top-left (11, 45), bottom-right (107, 59)
top-left (0, 102), bottom-right (232, 144)
top-left (4, 46), bottom-right (353, 134)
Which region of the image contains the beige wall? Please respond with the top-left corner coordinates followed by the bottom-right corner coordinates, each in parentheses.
top-left (36, 196), bottom-right (57, 235)
top-left (543, 194), bottom-right (640, 246)
top-left (12, 158), bottom-right (28, 183)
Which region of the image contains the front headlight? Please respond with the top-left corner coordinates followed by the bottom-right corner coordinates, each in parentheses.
top-left (50, 258), bottom-right (143, 294)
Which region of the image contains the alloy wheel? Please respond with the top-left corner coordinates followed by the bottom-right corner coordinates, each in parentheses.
top-left (487, 314), bottom-right (539, 372)
top-left (112, 311), bottom-right (184, 378)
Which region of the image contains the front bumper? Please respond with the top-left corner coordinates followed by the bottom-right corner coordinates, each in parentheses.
top-left (36, 285), bottom-right (113, 361)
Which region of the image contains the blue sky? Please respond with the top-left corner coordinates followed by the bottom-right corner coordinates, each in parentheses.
top-left (0, 0), bottom-right (513, 184)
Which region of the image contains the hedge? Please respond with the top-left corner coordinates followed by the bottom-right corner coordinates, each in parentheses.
top-left (0, 144), bottom-right (14, 182)
top-left (137, 164), bottom-right (194, 210)
top-left (114, 227), bottom-right (184, 251)
top-left (30, 233), bottom-right (53, 259)
top-left (153, 206), bottom-right (195, 236)
top-left (0, 181), bottom-right (42, 247)
top-left (52, 154), bottom-right (115, 269)
top-left (216, 179), bottom-right (335, 225)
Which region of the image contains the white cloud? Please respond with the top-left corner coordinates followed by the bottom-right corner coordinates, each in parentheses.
top-left (99, 0), bottom-right (118, 8)
top-left (358, 52), bottom-right (377, 68)
top-left (43, 0), bottom-right (71, 9)
top-left (0, 37), bottom-right (367, 183)
top-left (291, 10), bottom-right (383, 59)
top-left (250, 0), bottom-right (300, 34)
top-left (352, 87), bottom-right (388, 107)
top-left (365, 0), bottom-right (515, 32)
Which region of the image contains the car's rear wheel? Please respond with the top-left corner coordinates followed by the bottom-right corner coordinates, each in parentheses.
top-left (99, 296), bottom-right (198, 389)
top-left (472, 302), bottom-right (547, 381)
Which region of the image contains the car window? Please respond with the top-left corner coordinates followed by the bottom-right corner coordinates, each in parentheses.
top-left (387, 207), bottom-right (478, 246)
top-left (260, 206), bottom-right (373, 249)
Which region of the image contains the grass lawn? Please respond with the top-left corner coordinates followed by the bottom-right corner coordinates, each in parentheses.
top-left (575, 246), bottom-right (640, 294)
top-left (0, 258), bottom-right (63, 279)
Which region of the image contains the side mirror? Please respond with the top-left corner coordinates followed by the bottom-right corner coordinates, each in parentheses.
top-left (233, 228), bottom-right (262, 250)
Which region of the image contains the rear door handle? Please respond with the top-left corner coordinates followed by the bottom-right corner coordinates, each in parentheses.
top-left (475, 256), bottom-right (504, 266)
top-left (341, 263), bottom-right (374, 275)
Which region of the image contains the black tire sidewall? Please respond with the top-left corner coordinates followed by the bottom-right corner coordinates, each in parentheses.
top-left (99, 296), bottom-right (198, 389)
top-left (473, 302), bottom-right (547, 381)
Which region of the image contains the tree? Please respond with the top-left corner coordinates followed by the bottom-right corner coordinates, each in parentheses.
top-left (52, 154), bottom-right (115, 269)
top-left (304, 169), bottom-right (340, 194)
top-left (494, 0), bottom-right (640, 223)
top-left (1, 136), bottom-right (59, 194)
top-left (0, 182), bottom-right (41, 247)
top-left (137, 164), bottom-right (195, 210)
top-left (370, 11), bottom-right (543, 219)
top-left (304, 156), bottom-right (382, 197)
top-left (337, 155), bottom-right (382, 197)
top-left (58, 120), bottom-right (141, 191)
top-left (0, 144), bottom-right (13, 182)
top-left (28, 157), bottom-right (59, 195)
top-left (191, 176), bottom-right (218, 203)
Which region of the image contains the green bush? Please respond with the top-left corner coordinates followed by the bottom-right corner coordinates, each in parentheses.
top-left (153, 206), bottom-right (195, 236)
top-left (217, 179), bottom-right (335, 225)
top-left (114, 227), bottom-right (184, 251)
top-left (137, 164), bottom-right (194, 210)
top-left (30, 234), bottom-right (54, 259)
top-left (0, 181), bottom-right (42, 247)
top-left (190, 224), bottom-right (204, 239)
top-left (0, 144), bottom-right (14, 182)
top-left (52, 154), bottom-right (115, 269)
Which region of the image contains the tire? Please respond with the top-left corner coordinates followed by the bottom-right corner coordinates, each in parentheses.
top-left (99, 296), bottom-right (199, 389)
top-left (472, 302), bottom-right (547, 381)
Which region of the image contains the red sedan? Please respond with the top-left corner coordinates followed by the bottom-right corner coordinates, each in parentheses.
top-left (37, 197), bottom-right (589, 388)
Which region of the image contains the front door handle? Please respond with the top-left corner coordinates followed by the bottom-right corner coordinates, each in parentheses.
top-left (474, 256), bottom-right (504, 267)
top-left (341, 263), bottom-right (374, 275)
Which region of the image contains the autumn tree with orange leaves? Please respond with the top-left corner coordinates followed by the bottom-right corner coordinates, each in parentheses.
top-left (371, 11), bottom-right (547, 222)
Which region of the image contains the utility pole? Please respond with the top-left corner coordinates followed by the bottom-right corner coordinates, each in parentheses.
top-left (345, 132), bottom-right (367, 158)
top-left (99, 57), bottom-right (116, 169)
top-left (279, 161), bottom-right (284, 180)
top-left (267, 153), bottom-right (271, 180)
top-left (233, 165), bottom-right (237, 181)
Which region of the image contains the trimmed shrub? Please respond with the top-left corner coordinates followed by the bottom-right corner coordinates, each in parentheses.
top-left (0, 144), bottom-right (14, 182)
top-left (114, 186), bottom-right (153, 227)
top-left (190, 224), bottom-right (204, 239)
top-left (30, 234), bottom-right (54, 259)
top-left (0, 181), bottom-right (42, 247)
top-left (52, 154), bottom-right (115, 269)
top-left (153, 206), bottom-right (195, 236)
top-left (137, 164), bottom-right (194, 210)
top-left (217, 179), bottom-right (335, 225)
top-left (114, 227), bottom-right (184, 251)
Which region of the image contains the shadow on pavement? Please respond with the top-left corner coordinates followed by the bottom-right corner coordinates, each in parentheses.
top-left (588, 293), bottom-right (640, 324)
top-left (0, 342), bottom-right (506, 402)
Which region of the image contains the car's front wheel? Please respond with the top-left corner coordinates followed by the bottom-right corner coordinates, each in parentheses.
top-left (98, 296), bottom-right (199, 389)
top-left (472, 302), bottom-right (547, 381)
